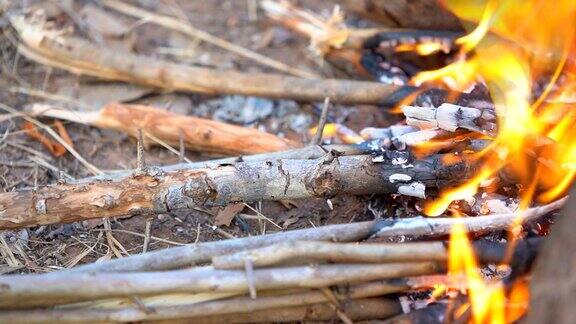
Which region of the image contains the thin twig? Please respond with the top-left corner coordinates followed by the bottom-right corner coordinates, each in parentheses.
top-left (310, 97), bottom-right (330, 145)
top-left (143, 218), bottom-right (152, 253)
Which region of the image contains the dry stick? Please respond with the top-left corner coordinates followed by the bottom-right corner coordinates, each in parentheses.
top-left (0, 289), bottom-right (404, 323)
top-left (91, 143), bottom-right (362, 180)
top-left (0, 153), bottom-right (476, 229)
top-left (101, 0), bottom-right (318, 79)
top-left (310, 97), bottom-right (330, 145)
top-left (373, 197), bottom-right (567, 239)
top-left (213, 238), bottom-right (543, 270)
top-left (10, 16), bottom-right (414, 105)
top-left (0, 262), bottom-right (441, 308)
top-left (214, 241), bottom-right (448, 269)
top-left (29, 103), bottom-right (299, 156)
top-left (402, 103), bottom-right (497, 136)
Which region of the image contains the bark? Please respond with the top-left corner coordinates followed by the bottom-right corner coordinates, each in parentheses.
top-left (11, 16), bottom-right (403, 105)
top-left (0, 154), bottom-right (477, 229)
top-left (30, 103), bottom-right (299, 156)
top-left (0, 262), bottom-right (441, 308)
top-left (527, 189), bottom-right (576, 324)
top-left (85, 143), bottom-right (365, 181)
top-left (0, 280), bottom-right (412, 322)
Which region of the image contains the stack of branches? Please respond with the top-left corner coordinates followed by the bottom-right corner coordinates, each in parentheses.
top-left (0, 207), bottom-right (557, 323)
top-left (0, 2), bottom-right (570, 323)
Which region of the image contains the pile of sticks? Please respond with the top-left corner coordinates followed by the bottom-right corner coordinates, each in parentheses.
top-left (0, 217), bottom-right (549, 322)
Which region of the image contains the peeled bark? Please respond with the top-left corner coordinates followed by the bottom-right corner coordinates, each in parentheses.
top-left (31, 103), bottom-right (299, 156)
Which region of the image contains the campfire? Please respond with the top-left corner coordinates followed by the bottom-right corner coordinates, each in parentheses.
top-left (0, 0), bottom-right (574, 323)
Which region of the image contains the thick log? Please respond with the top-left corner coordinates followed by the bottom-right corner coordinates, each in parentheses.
top-left (0, 154), bottom-right (477, 229)
top-left (527, 189), bottom-right (576, 324)
top-left (0, 280), bottom-right (413, 322)
top-left (0, 263), bottom-right (441, 308)
top-left (30, 103), bottom-right (299, 156)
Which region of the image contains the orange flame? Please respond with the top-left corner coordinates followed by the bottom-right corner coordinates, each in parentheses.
top-left (424, 0), bottom-right (575, 214)
top-left (448, 211), bottom-right (506, 324)
top-left (417, 0), bottom-right (574, 323)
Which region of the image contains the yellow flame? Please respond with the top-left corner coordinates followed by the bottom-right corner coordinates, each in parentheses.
top-left (418, 0), bottom-right (575, 323)
top-left (425, 0), bottom-right (575, 213)
top-left (395, 42), bottom-right (447, 56)
top-left (308, 123), bottom-right (364, 144)
top-left (448, 211), bottom-right (507, 324)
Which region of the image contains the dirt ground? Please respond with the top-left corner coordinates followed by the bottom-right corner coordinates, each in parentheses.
top-left (0, 0), bottom-right (407, 274)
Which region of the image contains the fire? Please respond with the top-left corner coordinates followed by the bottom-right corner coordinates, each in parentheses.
top-left (420, 0), bottom-right (576, 213)
top-left (448, 211), bottom-right (507, 324)
top-left (407, 0), bottom-right (575, 323)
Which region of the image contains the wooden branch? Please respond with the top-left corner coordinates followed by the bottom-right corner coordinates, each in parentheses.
top-left (0, 279), bottom-right (419, 322)
top-left (212, 238), bottom-right (543, 270)
top-left (0, 263), bottom-right (441, 308)
top-left (10, 16), bottom-right (405, 105)
top-left (373, 198), bottom-right (566, 240)
top-left (403, 103), bottom-right (497, 136)
top-left (30, 103), bottom-right (299, 156)
top-left (0, 154), bottom-right (477, 229)
top-left (213, 241), bottom-right (448, 269)
top-left (48, 199), bottom-right (557, 276)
